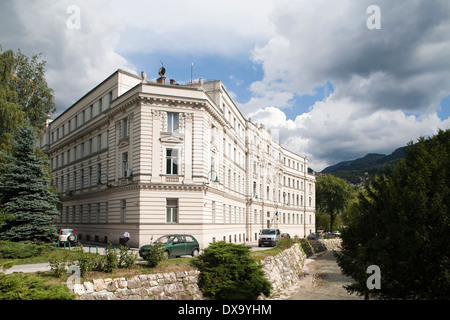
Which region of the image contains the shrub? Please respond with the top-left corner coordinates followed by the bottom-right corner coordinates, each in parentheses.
top-left (0, 240), bottom-right (49, 259)
top-left (299, 239), bottom-right (314, 257)
top-left (73, 246), bottom-right (103, 276)
top-left (118, 245), bottom-right (137, 268)
top-left (145, 241), bottom-right (166, 268)
top-left (276, 238), bottom-right (295, 250)
top-left (195, 241), bottom-right (272, 300)
top-left (0, 273), bottom-right (76, 300)
top-left (98, 244), bottom-right (118, 273)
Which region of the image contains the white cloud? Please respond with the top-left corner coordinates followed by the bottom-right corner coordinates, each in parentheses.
top-left (240, 0), bottom-right (450, 170)
top-left (249, 92), bottom-right (450, 171)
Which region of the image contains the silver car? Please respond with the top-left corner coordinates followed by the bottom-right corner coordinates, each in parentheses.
top-left (258, 228), bottom-right (281, 247)
top-left (58, 229), bottom-right (77, 245)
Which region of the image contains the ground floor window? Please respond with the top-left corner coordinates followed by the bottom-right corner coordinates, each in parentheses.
top-left (120, 200), bottom-right (126, 223)
top-left (166, 199), bottom-right (178, 223)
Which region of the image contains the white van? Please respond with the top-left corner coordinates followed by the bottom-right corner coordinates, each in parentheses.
top-left (258, 228), bottom-right (281, 247)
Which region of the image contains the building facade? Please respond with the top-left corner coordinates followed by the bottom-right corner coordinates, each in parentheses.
top-left (41, 69), bottom-right (315, 248)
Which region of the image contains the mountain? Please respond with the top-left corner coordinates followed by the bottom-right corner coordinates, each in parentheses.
top-left (321, 146), bottom-right (408, 184)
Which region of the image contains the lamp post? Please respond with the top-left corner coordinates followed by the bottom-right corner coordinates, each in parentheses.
top-left (204, 170), bottom-right (219, 184)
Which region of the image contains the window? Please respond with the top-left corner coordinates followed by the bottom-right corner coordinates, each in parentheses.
top-left (80, 169), bottom-right (84, 189)
top-left (88, 166), bottom-right (92, 186)
top-left (166, 149), bottom-right (178, 175)
top-left (167, 112), bottom-right (179, 132)
top-left (98, 98), bottom-right (102, 113)
top-left (79, 205), bottom-right (83, 223)
top-left (166, 199), bottom-right (178, 223)
top-left (122, 118), bottom-right (128, 139)
top-left (97, 134), bottom-right (101, 151)
top-left (89, 104), bottom-right (93, 119)
top-left (97, 164), bottom-right (101, 184)
top-left (212, 201), bottom-right (216, 223)
top-left (120, 200), bottom-right (126, 223)
top-left (88, 138), bottom-right (92, 155)
top-left (108, 91), bottom-right (112, 109)
top-left (122, 152), bottom-right (128, 177)
top-left (81, 142), bottom-right (85, 158)
top-left (96, 203), bottom-right (100, 223)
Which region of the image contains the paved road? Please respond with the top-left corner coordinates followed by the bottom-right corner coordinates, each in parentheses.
top-left (1, 241), bottom-right (270, 274)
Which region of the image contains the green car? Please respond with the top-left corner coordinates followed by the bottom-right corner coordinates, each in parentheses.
top-left (139, 234), bottom-right (200, 259)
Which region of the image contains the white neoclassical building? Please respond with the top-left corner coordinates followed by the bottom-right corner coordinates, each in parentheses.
top-left (41, 68), bottom-right (315, 248)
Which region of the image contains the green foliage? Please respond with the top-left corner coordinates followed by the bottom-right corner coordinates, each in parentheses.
top-left (276, 237), bottom-right (295, 250)
top-left (145, 241), bottom-right (166, 268)
top-left (0, 240), bottom-right (49, 259)
top-left (101, 244), bottom-right (119, 273)
top-left (0, 126), bottom-right (60, 243)
top-left (0, 46), bottom-right (55, 154)
top-left (49, 252), bottom-right (72, 278)
top-left (316, 174), bottom-right (354, 232)
top-left (299, 238), bottom-right (314, 257)
top-left (336, 129), bottom-right (450, 299)
top-left (118, 245), bottom-right (137, 268)
top-left (195, 241), bottom-right (272, 300)
top-left (0, 273), bottom-right (76, 300)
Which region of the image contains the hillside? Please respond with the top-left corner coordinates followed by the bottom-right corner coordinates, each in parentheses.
top-left (321, 146), bottom-right (407, 184)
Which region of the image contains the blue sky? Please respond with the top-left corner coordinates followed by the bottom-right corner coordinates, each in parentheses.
top-left (1, 0), bottom-right (449, 171)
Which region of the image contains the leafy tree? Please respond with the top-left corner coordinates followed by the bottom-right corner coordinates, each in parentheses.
top-left (0, 46), bottom-right (55, 154)
top-left (0, 47), bottom-right (25, 152)
top-left (316, 174), bottom-right (354, 232)
top-left (195, 241), bottom-right (272, 300)
top-left (336, 129), bottom-right (450, 299)
top-left (0, 126), bottom-right (60, 243)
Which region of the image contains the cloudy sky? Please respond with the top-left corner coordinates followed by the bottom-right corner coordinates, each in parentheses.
top-left (1, 0), bottom-right (449, 171)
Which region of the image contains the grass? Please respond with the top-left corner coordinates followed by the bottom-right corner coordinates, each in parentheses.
top-left (1, 241), bottom-right (290, 284)
top-left (0, 247), bottom-right (86, 268)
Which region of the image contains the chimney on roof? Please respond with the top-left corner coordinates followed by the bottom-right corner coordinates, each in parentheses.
top-left (156, 76), bottom-right (166, 84)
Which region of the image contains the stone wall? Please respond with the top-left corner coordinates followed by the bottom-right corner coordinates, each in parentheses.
top-left (258, 243), bottom-right (307, 298)
top-left (73, 239), bottom-right (341, 300)
top-left (75, 270), bottom-right (202, 300)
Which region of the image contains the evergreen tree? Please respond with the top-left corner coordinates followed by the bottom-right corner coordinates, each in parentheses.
top-left (336, 129), bottom-right (450, 299)
top-left (0, 126), bottom-right (60, 243)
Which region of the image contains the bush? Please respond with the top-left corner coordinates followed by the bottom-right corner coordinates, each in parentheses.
top-left (299, 239), bottom-right (314, 257)
top-left (0, 240), bottom-right (49, 259)
top-left (276, 238), bottom-right (295, 250)
top-left (118, 245), bottom-right (137, 268)
top-left (145, 241), bottom-right (166, 268)
top-left (195, 241), bottom-right (272, 300)
top-left (0, 273), bottom-right (76, 300)
top-left (98, 244), bottom-right (118, 273)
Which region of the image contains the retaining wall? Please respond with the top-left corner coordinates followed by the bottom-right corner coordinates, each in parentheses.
top-left (74, 239), bottom-right (341, 300)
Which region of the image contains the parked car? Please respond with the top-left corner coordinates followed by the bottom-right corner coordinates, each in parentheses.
top-left (281, 233), bottom-right (291, 240)
top-left (333, 231), bottom-right (341, 237)
top-left (139, 234), bottom-right (200, 259)
top-left (58, 229), bottom-right (77, 245)
top-left (258, 228), bottom-right (281, 247)
top-left (307, 232), bottom-right (320, 240)
top-left (323, 232), bottom-right (337, 238)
